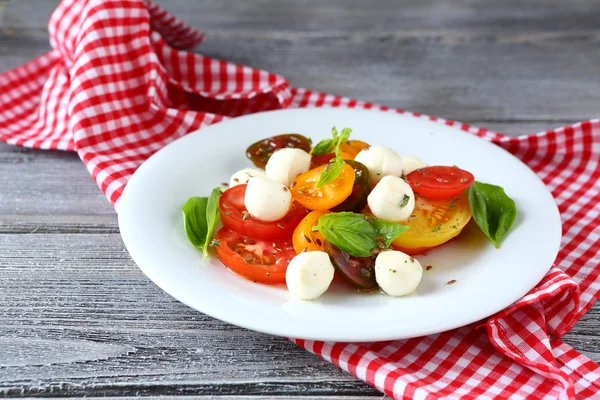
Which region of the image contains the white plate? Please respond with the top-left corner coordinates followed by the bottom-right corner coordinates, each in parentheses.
top-left (118, 108), bottom-right (561, 342)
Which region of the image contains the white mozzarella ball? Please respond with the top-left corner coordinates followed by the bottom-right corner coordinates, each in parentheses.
top-left (244, 176), bottom-right (291, 222)
top-left (229, 168), bottom-right (266, 187)
top-left (265, 148), bottom-right (311, 186)
top-left (400, 156), bottom-right (427, 175)
top-left (375, 250), bottom-right (423, 296)
top-left (286, 251), bottom-right (335, 300)
top-left (354, 145), bottom-right (404, 184)
top-left (367, 175), bottom-right (415, 222)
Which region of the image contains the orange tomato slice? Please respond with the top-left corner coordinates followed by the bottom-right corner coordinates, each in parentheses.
top-left (292, 210), bottom-right (329, 253)
top-left (290, 163), bottom-right (355, 210)
top-left (339, 140), bottom-right (370, 160)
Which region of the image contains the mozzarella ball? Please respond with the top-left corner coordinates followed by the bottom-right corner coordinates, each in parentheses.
top-left (265, 148), bottom-right (311, 186)
top-left (286, 251), bottom-right (335, 300)
top-left (244, 176), bottom-right (291, 222)
top-left (367, 175), bottom-right (415, 222)
top-left (400, 156), bottom-right (427, 175)
top-left (375, 250), bottom-right (423, 296)
top-left (229, 168), bottom-right (266, 187)
top-left (354, 145), bottom-right (403, 184)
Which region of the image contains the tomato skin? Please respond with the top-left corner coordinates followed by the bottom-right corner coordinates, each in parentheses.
top-left (310, 152), bottom-right (336, 169)
top-left (215, 228), bottom-right (295, 284)
top-left (220, 185), bottom-right (308, 241)
top-left (339, 140), bottom-right (370, 160)
top-left (391, 192), bottom-right (472, 251)
top-left (331, 160), bottom-right (370, 212)
top-left (292, 210), bottom-right (328, 253)
top-left (290, 163), bottom-right (356, 211)
top-left (406, 166), bottom-right (475, 200)
top-left (246, 134), bottom-right (311, 169)
top-left (324, 241), bottom-right (378, 289)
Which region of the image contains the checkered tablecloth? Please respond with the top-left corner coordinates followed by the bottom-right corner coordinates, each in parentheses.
top-left (1, 1), bottom-right (599, 398)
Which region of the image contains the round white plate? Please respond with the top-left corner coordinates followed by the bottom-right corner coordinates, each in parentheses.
top-left (118, 108), bottom-right (561, 342)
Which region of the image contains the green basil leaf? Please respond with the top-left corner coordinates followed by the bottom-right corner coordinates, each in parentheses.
top-left (316, 212), bottom-right (378, 256)
top-left (203, 188), bottom-right (222, 257)
top-left (372, 219), bottom-right (409, 248)
top-left (311, 138), bottom-right (335, 155)
top-left (316, 157), bottom-right (346, 188)
top-left (334, 127), bottom-right (352, 158)
top-left (311, 126), bottom-right (352, 156)
top-left (468, 181), bottom-right (517, 248)
top-left (338, 127), bottom-right (352, 144)
top-left (182, 188), bottom-right (222, 257)
top-left (182, 197), bottom-right (208, 247)
top-left (315, 212), bottom-right (409, 257)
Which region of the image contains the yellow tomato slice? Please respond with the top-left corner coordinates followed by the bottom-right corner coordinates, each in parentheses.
top-left (339, 140), bottom-right (370, 160)
top-left (290, 164), bottom-right (355, 210)
top-left (292, 210), bottom-right (328, 253)
top-left (391, 192), bottom-right (472, 250)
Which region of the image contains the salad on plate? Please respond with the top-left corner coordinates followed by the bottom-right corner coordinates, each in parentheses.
top-left (182, 127), bottom-right (517, 301)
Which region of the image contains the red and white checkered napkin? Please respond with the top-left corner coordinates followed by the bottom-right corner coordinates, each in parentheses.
top-left (1, 0), bottom-right (599, 398)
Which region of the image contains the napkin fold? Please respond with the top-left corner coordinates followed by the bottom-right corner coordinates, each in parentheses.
top-left (1, 0), bottom-right (599, 398)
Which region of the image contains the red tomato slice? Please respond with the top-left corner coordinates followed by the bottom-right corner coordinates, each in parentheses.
top-left (310, 152), bottom-right (336, 169)
top-left (406, 166), bottom-right (475, 200)
top-left (220, 184), bottom-right (308, 241)
top-left (215, 228), bottom-right (295, 284)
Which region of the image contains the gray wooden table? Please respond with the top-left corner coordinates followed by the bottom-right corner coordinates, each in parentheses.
top-left (1, 1), bottom-right (599, 398)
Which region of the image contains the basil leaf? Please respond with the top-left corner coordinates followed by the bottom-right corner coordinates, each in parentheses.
top-left (372, 219), bottom-right (409, 248)
top-left (316, 212), bottom-right (378, 256)
top-left (311, 138), bottom-right (335, 155)
top-left (468, 181), bottom-right (517, 248)
top-left (203, 188), bottom-right (221, 257)
top-left (334, 127), bottom-right (352, 158)
top-left (182, 188), bottom-right (222, 257)
top-left (338, 127), bottom-right (352, 144)
top-left (315, 212), bottom-right (410, 257)
top-left (316, 157), bottom-right (346, 188)
top-left (310, 126), bottom-right (352, 156)
top-left (182, 197), bottom-right (209, 247)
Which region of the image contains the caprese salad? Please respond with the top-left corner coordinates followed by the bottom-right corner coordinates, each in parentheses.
top-left (182, 127), bottom-right (517, 300)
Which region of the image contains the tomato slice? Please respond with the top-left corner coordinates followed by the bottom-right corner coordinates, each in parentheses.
top-left (246, 134), bottom-right (311, 169)
top-left (220, 184), bottom-right (308, 241)
top-left (406, 166), bottom-right (475, 200)
top-left (290, 163), bottom-right (355, 211)
top-left (324, 241), bottom-right (377, 289)
top-left (339, 140), bottom-right (370, 160)
top-left (292, 210), bottom-right (328, 253)
top-left (330, 160), bottom-right (370, 212)
top-left (310, 152), bottom-right (336, 169)
top-left (215, 228), bottom-right (295, 284)
top-left (391, 192), bottom-right (472, 251)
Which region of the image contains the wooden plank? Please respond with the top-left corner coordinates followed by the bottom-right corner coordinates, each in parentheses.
top-left (0, 233), bottom-right (380, 397)
top-left (0, 143), bottom-right (114, 217)
top-left (3, 0), bottom-right (600, 33)
top-left (0, 0), bottom-right (599, 398)
top-left (0, 233), bottom-right (597, 397)
top-left (31, 397), bottom-right (386, 400)
top-left (0, 1), bottom-right (598, 122)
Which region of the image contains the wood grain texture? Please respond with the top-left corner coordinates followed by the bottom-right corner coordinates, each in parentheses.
top-left (0, 0), bottom-right (599, 398)
top-left (1, 0), bottom-right (599, 122)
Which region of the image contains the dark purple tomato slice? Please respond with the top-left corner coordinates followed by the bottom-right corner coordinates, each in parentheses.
top-left (331, 160), bottom-right (370, 213)
top-left (324, 241), bottom-right (378, 290)
top-left (246, 134), bottom-right (311, 169)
